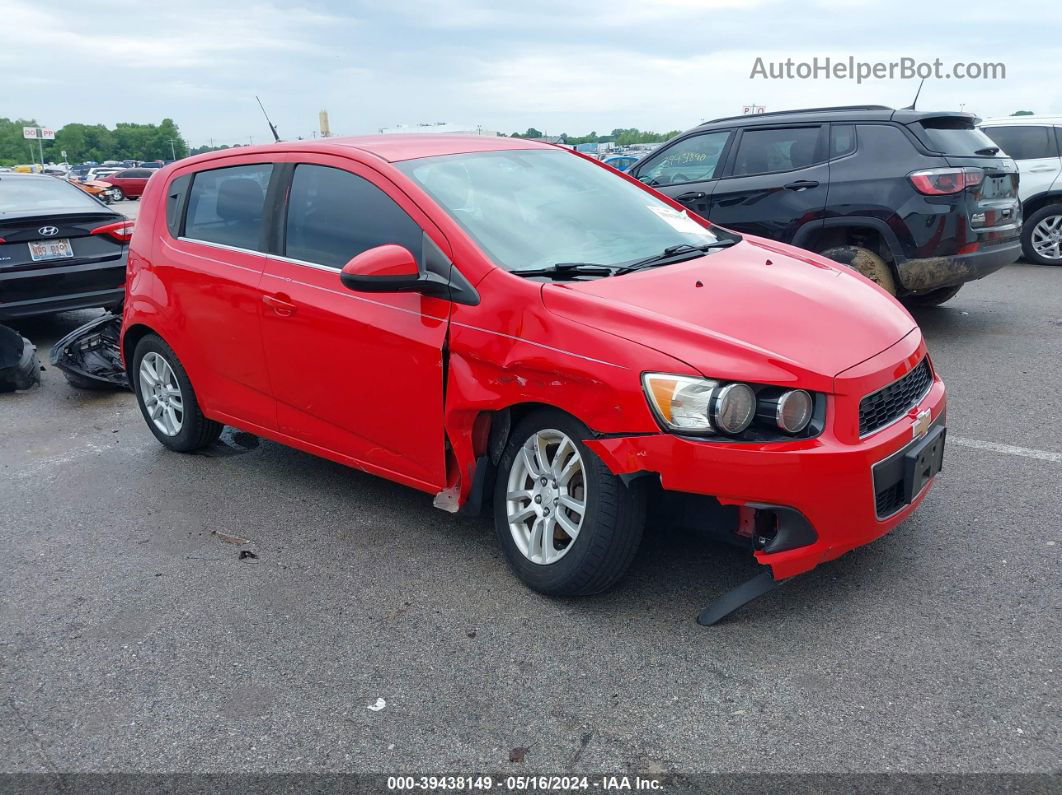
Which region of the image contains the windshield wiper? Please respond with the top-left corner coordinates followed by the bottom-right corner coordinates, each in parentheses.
top-left (615, 240), bottom-right (737, 274)
top-left (974, 146), bottom-right (1000, 156)
top-left (512, 262), bottom-right (617, 279)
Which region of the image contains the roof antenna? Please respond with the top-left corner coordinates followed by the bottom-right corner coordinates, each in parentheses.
top-left (256, 96), bottom-right (280, 142)
top-left (903, 78), bottom-right (925, 111)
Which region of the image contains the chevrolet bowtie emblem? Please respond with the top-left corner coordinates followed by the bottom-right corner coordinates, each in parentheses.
top-left (912, 409), bottom-right (932, 440)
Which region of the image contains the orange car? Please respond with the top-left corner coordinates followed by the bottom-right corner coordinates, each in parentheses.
top-left (68, 177), bottom-right (118, 204)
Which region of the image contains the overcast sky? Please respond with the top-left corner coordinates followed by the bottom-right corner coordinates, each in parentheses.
top-left (3, 0), bottom-right (1059, 146)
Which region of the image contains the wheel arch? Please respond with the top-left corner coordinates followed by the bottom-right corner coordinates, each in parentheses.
top-left (800, 217), bottom-right (904, 267)
top-left (1021, 191), bottom-right (1062, 219)
top-left (120, 322), bottom-right (156, 386)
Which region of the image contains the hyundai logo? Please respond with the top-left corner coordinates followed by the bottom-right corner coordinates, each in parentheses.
top-left (38, 226), bottom-right (59, 237)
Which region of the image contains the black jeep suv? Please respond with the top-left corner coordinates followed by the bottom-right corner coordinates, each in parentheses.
top-left (629, 105), bottom-right (1021, 305)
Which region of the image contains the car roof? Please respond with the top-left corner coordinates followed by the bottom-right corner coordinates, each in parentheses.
top-left (980, 115), bottom-right (1062, 127)
top-left (184, 134), bottom-right (554, 167)
top-left (694, 105), bottom-right (978, 129)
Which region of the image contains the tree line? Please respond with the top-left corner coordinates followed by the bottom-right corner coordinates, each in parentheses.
top-left (0, 117), bottom-right (190, 166)
top-left (507, 127), bottom-right (682, 145)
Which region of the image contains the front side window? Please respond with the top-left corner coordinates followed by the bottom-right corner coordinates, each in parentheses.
top-left (184, 163), bottom-right (273, 251)
top-left (731, 126), bottom-right (822, 177)
top-left (636, 131), bottom-right (731, 186)
top-left (284, 165), bottom-right (423, 268)
top-left (396, 149), bottom-right (724, 273)
top-left (980, 126), bottom-right (1056, 160)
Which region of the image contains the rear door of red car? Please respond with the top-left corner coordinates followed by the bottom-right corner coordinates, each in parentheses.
top-left (258, 155), bottom-right (451, 492)
top-left (161, 158), bottom-right (277, 429)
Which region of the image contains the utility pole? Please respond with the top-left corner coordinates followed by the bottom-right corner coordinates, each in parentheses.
top-left (38, 133), bottom-right (45, 168)
top-left (168, 139), bottom-right (177, 159)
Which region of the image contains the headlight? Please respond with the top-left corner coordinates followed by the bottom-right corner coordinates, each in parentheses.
top-left (642, 374), bottom-right (717, 432)
top-left (644, 375), bottom-right (818, 438)
top-left (756, 388), bottom-right (814, 434)
top-left (710, 382), bottom-right (755, 434)
top-left (642, 374), bottom-right (755, 435)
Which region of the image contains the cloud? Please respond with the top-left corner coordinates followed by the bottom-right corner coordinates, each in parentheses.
top-left (1, 0), bottom-right (1059, 145)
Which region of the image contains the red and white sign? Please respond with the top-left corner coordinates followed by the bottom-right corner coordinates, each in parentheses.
top-left (23, 127), bottom-right (38, 139)
top-left (742, 105), bottom-right (766, 115)
top-left (40, 128), bottom-right (56, 140)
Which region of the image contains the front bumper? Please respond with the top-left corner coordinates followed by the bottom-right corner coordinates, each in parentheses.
top-left (0, 255), bottom-right (126, 319)
top-left (586, 336), bottom-right (947, 581)
top-left (896, 238), bottom-right (1020, 293)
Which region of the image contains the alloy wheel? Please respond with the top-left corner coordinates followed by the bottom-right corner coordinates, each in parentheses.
top-left (1031, 214), bottom-right (1062, 261)
top-left (505, 429), bottom-right (587, 565)
top-left (139, 352), bottom-right (184, 436)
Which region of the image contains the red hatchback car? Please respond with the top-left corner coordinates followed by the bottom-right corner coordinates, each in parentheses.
top-left (100, 167), bottom-right (154, 200)
top-left (121, 136), bottom-right (946, 623)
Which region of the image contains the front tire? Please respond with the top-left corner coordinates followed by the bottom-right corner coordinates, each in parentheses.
top-left (493, 409), bottom-right (645, 596)
top-left (110, 187), bottom-right (125, 202)
top-left (1022, 204), bottom-right (1062, 265)
top-left (132, 334), bottom-right (221, 452)
top-left (818, 245), bottom-right (897, 295)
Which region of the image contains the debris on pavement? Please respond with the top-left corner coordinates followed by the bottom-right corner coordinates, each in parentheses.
top-left (368, 698), bottom-right (387, 711)
top-left (49, 311), bottom-right (128, 390)
top-left (509, 746), bottom-right (528, 763)
top-left (238, 550), bottom-right (259, 562)
top-left (0, 324), bottom-right (41, 393)
top-left (212, 530), bottom-right (252, 545)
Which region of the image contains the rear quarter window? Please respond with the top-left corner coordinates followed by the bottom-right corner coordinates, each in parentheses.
top-left (165, 174), bottom-right (192, 238)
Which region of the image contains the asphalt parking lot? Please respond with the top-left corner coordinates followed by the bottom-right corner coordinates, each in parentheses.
top-left (1, 254), bottom-right (1059, 775)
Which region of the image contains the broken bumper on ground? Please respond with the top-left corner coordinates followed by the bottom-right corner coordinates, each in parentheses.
top-left (49, 311), bottom-right (128, 389)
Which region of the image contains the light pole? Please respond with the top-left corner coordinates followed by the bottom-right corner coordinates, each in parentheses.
top-left (168, 139), bottom-right (177, 160)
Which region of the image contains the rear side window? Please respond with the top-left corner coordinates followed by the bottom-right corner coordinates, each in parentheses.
top-left (284, 164), bottom-right (423, 268)
top-left (184, 164), bottom-right (273, 251)
top-left (165, 174), bottom-right (191, 237)
top-left (918, 118), bottom-right (1001, 156)
top-left (731, 126), bottom-right (822, 176)
top-left (636, 131), bottom-right (731, 186)
top-left (830, 124), bottom-right (857, 158)
top-left (980, 126), bottom-right (1057, 160)
top-left (129, 169), bottom-right (153, 179)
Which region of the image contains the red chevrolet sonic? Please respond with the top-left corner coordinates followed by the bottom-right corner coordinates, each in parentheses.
top-left (121, 135), bottom-right (946, 624)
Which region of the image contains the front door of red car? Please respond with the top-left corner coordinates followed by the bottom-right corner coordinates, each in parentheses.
top-left (259, 159), bottom-right (451, 492)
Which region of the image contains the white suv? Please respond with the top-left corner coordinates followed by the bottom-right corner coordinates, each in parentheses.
top-left (979, 116), bottom-right (1062, 265)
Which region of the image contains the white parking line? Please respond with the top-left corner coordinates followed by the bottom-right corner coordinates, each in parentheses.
top-left (951, 436), bottom-right (1062, 464)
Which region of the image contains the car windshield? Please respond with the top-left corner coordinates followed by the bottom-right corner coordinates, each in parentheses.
top-left (918, 119), bottom-right (1003, 157)
top-left (396, 149), bottom-right (723, 272)
top-left (0, 177), bottom-right (103, 213)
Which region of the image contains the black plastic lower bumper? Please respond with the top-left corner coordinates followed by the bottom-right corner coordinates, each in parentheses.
top-left (0, 257), bottom-right (126, 320)
top-left (896, 239), bottom-right (1021, 293)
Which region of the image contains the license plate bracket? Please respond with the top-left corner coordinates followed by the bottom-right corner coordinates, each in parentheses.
top-left (902, 425), bottom-right (946, 503)
top-left (28, 238), bottom-right (74, 262)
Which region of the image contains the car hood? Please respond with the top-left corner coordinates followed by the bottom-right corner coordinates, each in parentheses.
top-left (541, 238), bottom-right (917, 391)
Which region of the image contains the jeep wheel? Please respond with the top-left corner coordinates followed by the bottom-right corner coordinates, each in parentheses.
top-left (902, 284), bottom-right (963, 307)
top-left (1023, 204), bottom-right (1062, 266)
top-left (818, 246), bottom-right (897, 295)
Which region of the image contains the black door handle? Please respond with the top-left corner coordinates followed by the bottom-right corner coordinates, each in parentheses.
top-left (784, 180), bottom-right (819, 191)
top-left (675, 191), bottom-right (707, 201)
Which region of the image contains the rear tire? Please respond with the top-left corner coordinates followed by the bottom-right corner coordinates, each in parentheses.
top-left (1022, 204), bottom-right (1062, 266)
top-left (818, 245), bottom-right (897, 295)
top-left (110, 187), bottom-right (125, 201)
top-left (62, 370), bottom-right (121, 391)
top-left (493, 409), bottom-right (646, 596)
top-left (132, 334), bottom-right (221, 452)
top-left (902, 284), bottom-right (963, 307)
